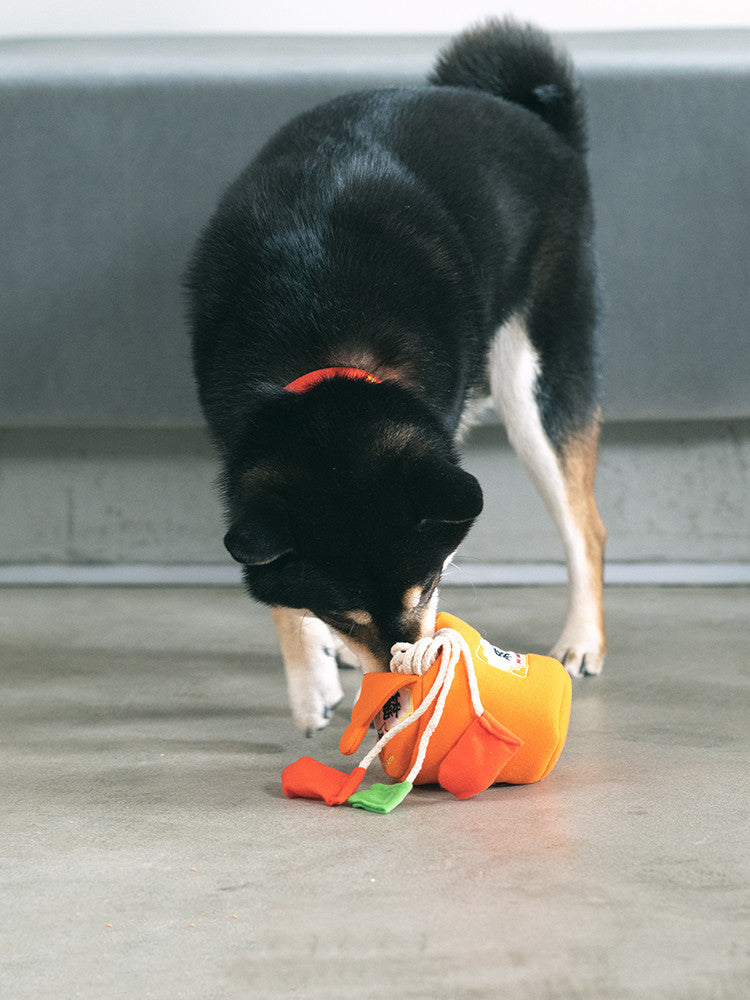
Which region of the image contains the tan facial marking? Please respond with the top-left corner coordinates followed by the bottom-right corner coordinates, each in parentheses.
top-left (347, 610), bottom-right (374, 627)
top-left (403, 586), bottom-right (423, 611)
top-left (401, 582), bottom-right (439, 643)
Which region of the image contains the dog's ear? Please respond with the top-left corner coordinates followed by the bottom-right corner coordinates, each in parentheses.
top-left (223, 502), bottom-right (293, 566)
top-left (409, 457), bottom-right (483, 526)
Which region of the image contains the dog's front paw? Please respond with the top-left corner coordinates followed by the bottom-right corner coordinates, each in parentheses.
top-left (273, 609), bottom-right (346, 735)
top-left (551, 626), bottom-right (605, 678)
top-left (287, 650), bottom-right (344, 737)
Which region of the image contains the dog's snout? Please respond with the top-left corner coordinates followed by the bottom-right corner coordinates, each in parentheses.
top-left (378, 613), bottom-right (427, 658)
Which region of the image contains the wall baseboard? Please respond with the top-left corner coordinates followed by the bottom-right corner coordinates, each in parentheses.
top-left (1, 562), bottom-right (748, 587)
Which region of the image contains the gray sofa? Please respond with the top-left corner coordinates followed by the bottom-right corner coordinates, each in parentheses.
top-left (2, 30), bottom-right (749, 428)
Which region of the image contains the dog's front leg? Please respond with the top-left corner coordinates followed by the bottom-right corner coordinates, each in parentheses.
top-left (271, 608), bottom-right (345, 735)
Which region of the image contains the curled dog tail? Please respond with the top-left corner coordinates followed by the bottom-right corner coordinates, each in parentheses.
top-left (429, 18), bottom-right (587, 154)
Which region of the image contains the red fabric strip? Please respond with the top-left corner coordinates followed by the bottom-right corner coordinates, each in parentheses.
top-left (282, 757), bottom-right (367, 805)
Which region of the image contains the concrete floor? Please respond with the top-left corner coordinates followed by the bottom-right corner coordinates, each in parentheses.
top-left (1, 585), bottom-right (748, 1000)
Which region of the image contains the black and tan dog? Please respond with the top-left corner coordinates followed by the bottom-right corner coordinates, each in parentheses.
top-left (186, 19), bottom-right (606, 734)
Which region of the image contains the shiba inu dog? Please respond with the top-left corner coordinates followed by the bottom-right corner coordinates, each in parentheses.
top-left (186, 19), bottom-right (606, 734)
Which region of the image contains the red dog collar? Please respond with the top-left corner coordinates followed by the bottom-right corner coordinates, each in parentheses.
top-left (284, 367), bottom-right (382, 393)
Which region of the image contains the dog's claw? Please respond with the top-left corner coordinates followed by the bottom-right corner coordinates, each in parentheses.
top-left (299, 712), bottom-right (331, 737)
top-left (552, 635), bottom-right (605, 679)
top-left (291, 690), bottom-right (343, 737)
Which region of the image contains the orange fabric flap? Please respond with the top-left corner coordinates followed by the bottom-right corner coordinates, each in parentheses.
top-left (438, 712), bottom-right (524, 800)
top-left (339, 672), bottom-right (420, 756)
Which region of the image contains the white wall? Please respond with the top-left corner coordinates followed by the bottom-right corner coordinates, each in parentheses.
top-left (3, 0), bottom-right (750, 38)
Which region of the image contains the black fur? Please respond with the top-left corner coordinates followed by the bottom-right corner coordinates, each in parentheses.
top-left (429, 18), bottom-right (587, 154)
top-left (186, 19), bottom-right (599, 661)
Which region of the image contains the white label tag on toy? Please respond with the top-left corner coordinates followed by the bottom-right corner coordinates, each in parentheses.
top-left (478, 638), bottom-right (529, 678)
top-left (375, 688), bottom-right (414, 737)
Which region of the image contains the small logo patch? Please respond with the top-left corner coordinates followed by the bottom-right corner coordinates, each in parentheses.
top-left (477, 638), bottom-right (529, 678)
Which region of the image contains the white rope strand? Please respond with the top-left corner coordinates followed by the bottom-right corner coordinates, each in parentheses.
top-left (403, 641), bottom-right (460, 785)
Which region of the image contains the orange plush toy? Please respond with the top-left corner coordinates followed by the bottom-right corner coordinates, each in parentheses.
top-left (282, 612), bottom-right (572, 813)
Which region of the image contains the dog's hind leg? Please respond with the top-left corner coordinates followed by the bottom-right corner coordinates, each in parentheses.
top-left (490, 313), bottom-right (606, 677)
top-left (271, 608), bottom-right (345, 735)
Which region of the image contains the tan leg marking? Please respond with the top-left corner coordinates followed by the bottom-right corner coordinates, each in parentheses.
top-left (555, 416), bottom-right (607, 673)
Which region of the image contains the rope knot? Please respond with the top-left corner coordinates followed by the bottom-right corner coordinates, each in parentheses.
top-left (390, 634), bottom-right (447, 675)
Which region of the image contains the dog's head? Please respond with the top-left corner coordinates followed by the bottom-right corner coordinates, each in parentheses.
top-left (222, 380), bottom-right (482, 670)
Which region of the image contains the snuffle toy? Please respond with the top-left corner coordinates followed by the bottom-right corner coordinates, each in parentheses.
top-left (282, 612), bottom-right (572, 813)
